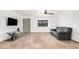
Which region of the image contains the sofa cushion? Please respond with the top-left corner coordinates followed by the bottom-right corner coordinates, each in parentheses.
top-left (62, 27), bottom-right (68, 32)
top-left (56, 27), bottom-right (68, 33)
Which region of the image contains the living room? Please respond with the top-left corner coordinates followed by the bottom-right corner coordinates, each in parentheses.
top-left (0, 10), bottom-right (79, 48)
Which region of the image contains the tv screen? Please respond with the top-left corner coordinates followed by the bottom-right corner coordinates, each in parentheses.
top-left (7, 17), bottom-right (18, 26)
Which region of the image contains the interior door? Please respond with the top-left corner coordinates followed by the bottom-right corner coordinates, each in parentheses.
top-left (23, 18), bottom-right (31, 33)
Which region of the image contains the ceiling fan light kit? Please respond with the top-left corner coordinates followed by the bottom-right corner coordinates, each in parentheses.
top-left (44, 10), bottom-right (48, 15)
top-left (44, 10), bottom-right (54, 15)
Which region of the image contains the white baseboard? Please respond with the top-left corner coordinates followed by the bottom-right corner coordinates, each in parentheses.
top-left (0, 34), bottom-right (10, 42)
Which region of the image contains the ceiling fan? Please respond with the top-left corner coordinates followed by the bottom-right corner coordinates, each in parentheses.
top-left (44, 10), bottom-right (54, 15)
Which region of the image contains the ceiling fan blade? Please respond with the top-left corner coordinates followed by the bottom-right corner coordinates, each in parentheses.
top-left (48, 13), bottom-right (54, 15)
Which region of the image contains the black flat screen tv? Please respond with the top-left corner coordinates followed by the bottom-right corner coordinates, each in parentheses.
top-left (7, 17), bottom-right (18, 26)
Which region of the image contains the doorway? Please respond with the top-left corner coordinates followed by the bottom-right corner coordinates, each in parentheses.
top-left (23, 18), bottom-right (31, 33)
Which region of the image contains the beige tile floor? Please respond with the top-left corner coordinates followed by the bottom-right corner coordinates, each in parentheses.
top-left (0, 33), bottom-right (79, 49)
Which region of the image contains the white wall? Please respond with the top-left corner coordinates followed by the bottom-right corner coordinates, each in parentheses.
top-left (0, 10), bottom-right (23, 41)
top-left (57, 10), bottom-right (79, 42)
top-left (31, 16), bottom-right (57, 32)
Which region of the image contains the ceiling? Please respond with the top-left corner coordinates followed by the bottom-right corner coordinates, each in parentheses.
top-left (14, 10), bottom-right (79, 18)
top-left (14, 10), bottom-right (55, 17)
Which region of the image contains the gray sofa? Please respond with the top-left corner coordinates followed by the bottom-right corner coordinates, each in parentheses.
top-left (50, 27), bottom-right (72, 40)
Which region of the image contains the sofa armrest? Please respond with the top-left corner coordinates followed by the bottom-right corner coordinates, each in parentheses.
top-left (50, 29), bottom-right (56, 31)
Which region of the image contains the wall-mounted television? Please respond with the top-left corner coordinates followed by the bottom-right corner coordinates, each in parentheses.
top-left (7, 17), bottom-right (18, 26)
